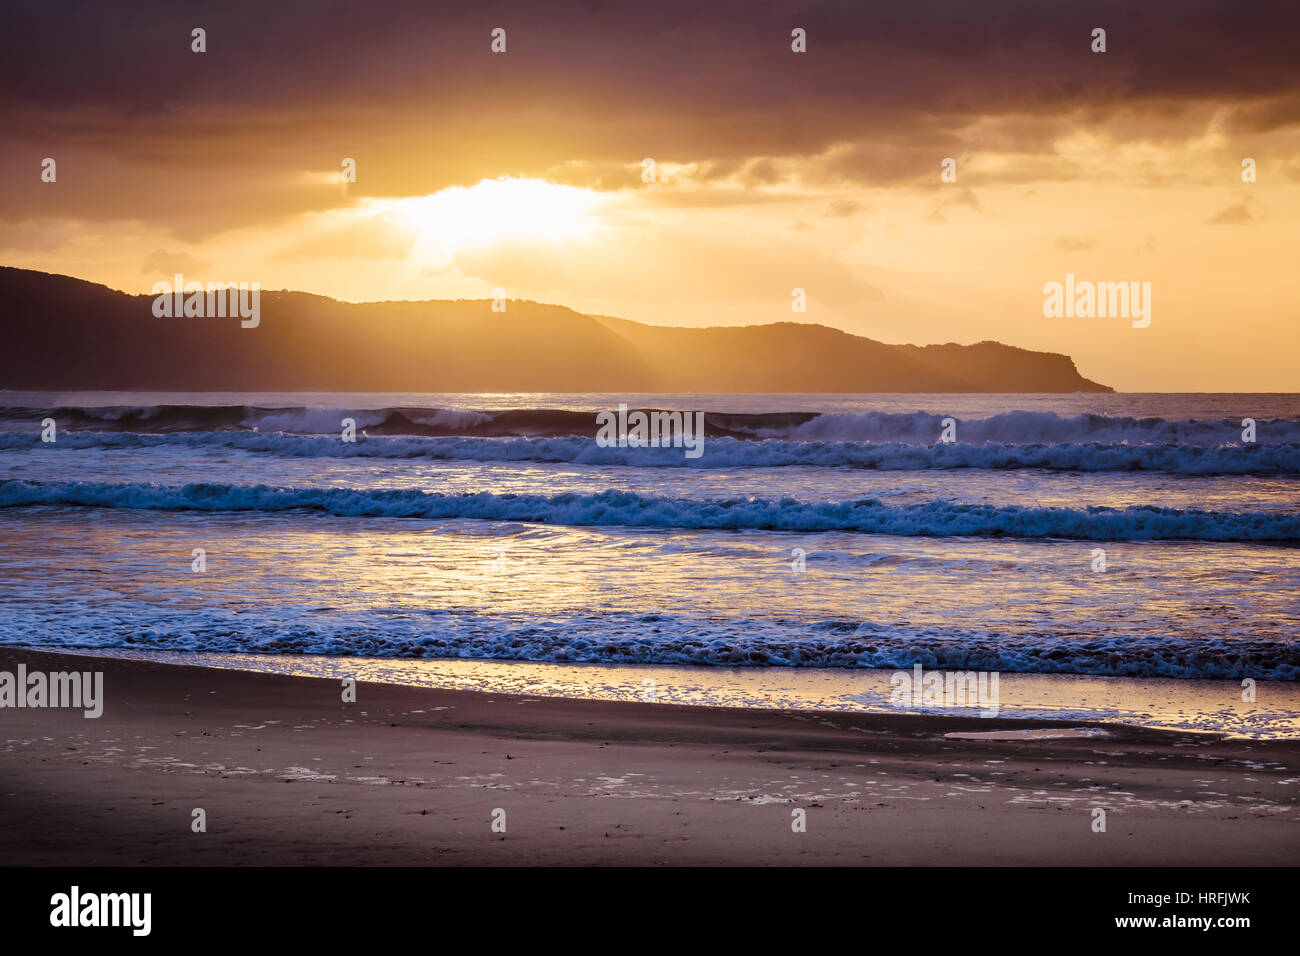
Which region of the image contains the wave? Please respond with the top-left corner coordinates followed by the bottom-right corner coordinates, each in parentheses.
top-left (1, 605), bottom-right (1293, 679)
top-left (0, 403), bottom-right (816, 438)
top-left (4, 430), bottom-right (1298, 475)
top-left (3, 479), bottom-right (1297, 542)
top-left (760, 410), bottom-right (1300, 445)
top-left (4, 404), bottom-right (1297, 444)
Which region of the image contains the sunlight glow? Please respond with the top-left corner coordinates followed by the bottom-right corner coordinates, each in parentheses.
top-left (382, 177), bottom-right (605, 269)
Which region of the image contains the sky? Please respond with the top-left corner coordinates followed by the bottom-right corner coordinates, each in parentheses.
top-left (2, 0), bottom-right (1298, 391)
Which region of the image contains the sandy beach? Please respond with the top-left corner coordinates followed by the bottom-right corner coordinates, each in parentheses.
top-left (1, 648), bottom-right (1295, 866)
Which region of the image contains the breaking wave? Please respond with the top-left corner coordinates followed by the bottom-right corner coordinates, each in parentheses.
top-left (3, 478), bottom-right (1298, 542)
top-left (4, 404), bottom-right (1299, 444)
top-left (4, 430), bottom-right (1298, 475)
top-left (0, 605), bottom-right (1293, 679)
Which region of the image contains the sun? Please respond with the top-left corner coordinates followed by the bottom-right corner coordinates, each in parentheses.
top-left (378, 177), bottom-right (605, 269)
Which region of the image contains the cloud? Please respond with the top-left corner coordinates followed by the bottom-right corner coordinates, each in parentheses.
top-left (927, 186), bottom-right (982, 222)
top-left (1206, 200), bottom-right (1258, 224)
top-left (2, 0), bottom-right (1299, 239)
top-left (824, 199), bottom-right (864, 217)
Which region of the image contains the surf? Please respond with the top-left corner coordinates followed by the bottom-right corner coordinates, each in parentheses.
top-left (4, 478), bottom-right (1298, 543)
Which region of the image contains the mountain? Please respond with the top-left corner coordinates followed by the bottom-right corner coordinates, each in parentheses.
top-left (0, 267), bottom-right (1111, 392)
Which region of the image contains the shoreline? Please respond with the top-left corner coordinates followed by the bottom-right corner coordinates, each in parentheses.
top-left (22, 645), bottom-right (1298, 740)
top-left (1, 647), bottom-right (1296, 865)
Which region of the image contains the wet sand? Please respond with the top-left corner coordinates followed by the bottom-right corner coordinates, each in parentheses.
top-left (1, 648), bottom-right (1296, 865)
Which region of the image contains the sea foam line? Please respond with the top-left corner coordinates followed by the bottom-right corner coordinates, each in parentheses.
top-left (0, 605), bottom-right (1294, 679)
top-left (4, 431), bottom-right (1299, 475)
top-left (2, 479), bottom-right (1298, 542)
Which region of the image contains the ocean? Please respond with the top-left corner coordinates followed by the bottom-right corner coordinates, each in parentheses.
top-left (2, 391), bottom-right (1297, 736)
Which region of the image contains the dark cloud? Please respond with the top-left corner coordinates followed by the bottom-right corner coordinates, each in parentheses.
top-left (2, 0), bottom-right (1298, 234)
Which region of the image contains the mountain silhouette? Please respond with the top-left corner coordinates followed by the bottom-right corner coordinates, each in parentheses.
top-left (0, 267), bottom-right (1111, 392)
